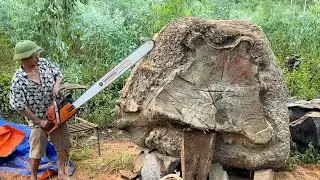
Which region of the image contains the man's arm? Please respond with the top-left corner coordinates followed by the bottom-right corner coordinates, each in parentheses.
top-left (19, 108), bottom-right (50, 128)
top-left (55, 77), bottom-right (62, 87)
top-left (53, 76), bottom-right (63, 98)
top-left (44, 59), bottom-right (63, 97)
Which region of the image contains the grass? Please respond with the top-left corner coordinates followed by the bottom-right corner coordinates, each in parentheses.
top-left (94, 153), bottom-right (136, 172)
top-left (283, 143), bottom-right (320, 171)
top-left (69, 139), bottom-right (137, 175)
top-left (70, 147), bottom-right (93, 161)
top-left (70, 146), bottom-right (135, 172)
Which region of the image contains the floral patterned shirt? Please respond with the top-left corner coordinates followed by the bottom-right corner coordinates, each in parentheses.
top-left (10, 58), bottom-right (63, 127)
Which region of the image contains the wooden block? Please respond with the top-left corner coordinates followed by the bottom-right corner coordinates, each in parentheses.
top-left (253, 169), bottom-right (274, 180)
top-left (181, 130), bottom-right (216, 180)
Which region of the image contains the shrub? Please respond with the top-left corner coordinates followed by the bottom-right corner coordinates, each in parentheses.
top-left (0, 0), bottom-right (319, 125)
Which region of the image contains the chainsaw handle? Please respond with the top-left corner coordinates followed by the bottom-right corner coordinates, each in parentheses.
top-left (46, 102), bottom-right (77, 134)
top-left (44, 121), bottom-right (55, 133)
top-left (46, 104), bottom-right (60, 133)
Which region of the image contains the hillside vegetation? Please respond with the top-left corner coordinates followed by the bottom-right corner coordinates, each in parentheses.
top-left (0, 0), bottom-right (319, 125)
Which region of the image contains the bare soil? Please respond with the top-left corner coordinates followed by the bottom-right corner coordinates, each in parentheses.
top-left (0, 137), bottom-right (136, 180)
top-left (1, 128), bottom-right (320, 180)
top-left (274, 164), bottom-right (320, 180)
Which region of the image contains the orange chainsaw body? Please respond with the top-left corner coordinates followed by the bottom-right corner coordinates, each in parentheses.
top-left (46, 102), bottom-right (77, 134)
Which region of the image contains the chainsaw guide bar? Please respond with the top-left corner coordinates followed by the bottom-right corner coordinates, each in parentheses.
top-left (46, 40), bottom-right (154, 133)
top-left (73, 40), bottom-right (154, 108)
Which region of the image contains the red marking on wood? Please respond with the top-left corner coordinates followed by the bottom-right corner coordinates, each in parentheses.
top-left (225, 57), bottom-right (243, 69)
top-left (230, 67), bottom-right (250, 85)
top-left (214, 55), bottom-right (251, 85)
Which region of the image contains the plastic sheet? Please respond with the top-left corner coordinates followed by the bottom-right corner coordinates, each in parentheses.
top-left (0, 118), bottom-right (74, 178)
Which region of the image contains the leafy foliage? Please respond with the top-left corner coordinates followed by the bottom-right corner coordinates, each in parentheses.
top-left (0, 74), bottom-right (13, 116)
top-left (0, 32), bottom-right (22, 122)
top-left (287, 143), bottom-right (320, 168)
top-left (231, 0), bottom-right (320, 99)
top-left (70, 146), bottom-right (92, 161)
top-left (0, 0), bottom-right (319, 125)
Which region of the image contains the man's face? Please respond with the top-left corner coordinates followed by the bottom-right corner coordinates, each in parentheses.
top-left (21, 54), bottom-right (39, 66)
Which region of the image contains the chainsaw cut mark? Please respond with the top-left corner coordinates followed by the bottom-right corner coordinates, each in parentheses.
top-left (160, 89), bottom-right (213, 116)
top-left (156, 74), bottom-right (216, 128)
top-left (155, 39), bottom-right (264, 133)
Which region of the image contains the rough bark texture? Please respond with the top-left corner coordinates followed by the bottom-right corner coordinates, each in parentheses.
top-left (116, 17), bottom-right (290, 170)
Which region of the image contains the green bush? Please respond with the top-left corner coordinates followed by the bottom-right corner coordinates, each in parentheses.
top-left (232, 1), bottom-right (320, 99)
top-left (0, 0), bottom-right (319, 125)
top-left (0, 74), bottom-right (12, 116)
top-left (0, 32), bottom-right (16, 73)
top-left (290, 143), bottom-right (320, 164)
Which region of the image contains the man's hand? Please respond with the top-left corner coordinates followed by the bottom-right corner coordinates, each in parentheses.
top-left (19, 108), bottom-right (52, 130)
top-left (53, 84), bottom-right (61, 98)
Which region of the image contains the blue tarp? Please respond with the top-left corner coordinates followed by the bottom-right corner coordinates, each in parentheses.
top-left (0, 118), bottom-right (74, 177)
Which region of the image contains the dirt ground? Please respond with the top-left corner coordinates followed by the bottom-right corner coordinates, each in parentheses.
top-left (274, 164), bottom-right (320, 180)
top-left (0, 137), bottom-right (136, 180)
top-left (1, 128), bottom-right (320, 180)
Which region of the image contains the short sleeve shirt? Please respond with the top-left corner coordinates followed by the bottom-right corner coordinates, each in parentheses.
top-left (10, 58), bottom-right (63, 127)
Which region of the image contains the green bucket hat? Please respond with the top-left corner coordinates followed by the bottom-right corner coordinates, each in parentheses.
top-left (13, 40), bottom-right (43, 61)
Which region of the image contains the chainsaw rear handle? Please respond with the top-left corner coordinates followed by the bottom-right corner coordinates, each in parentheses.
top-left (46, 103), bottom-right (77, 134)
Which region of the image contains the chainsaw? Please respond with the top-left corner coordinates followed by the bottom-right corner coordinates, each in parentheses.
top-left (45, 40), bottom-right (154, 133)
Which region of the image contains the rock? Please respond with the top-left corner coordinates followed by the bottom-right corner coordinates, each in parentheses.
top-left (119, 170), bottom-right (138, 180)
top-left (140, 154), bottom-right (160, 180)
top-left (127, 127), bottom-right (151, 147)
top-left (288, 106), bottom-right (311, 122)
top-left (287, 98), bottom-right (320, 121)
top-left (160, 174), bottom-right (183, 180)
top-left (209, 163), bottom-right (229, 180)
top-left (116, 17), bottom-right (290, 169)
top-left (290, 111), bottom-right (320, 146)
top-left (135, 146), bottom-right (152, 155)
top-left (145, 127), bottom-right (182, 157)
top-left (140, 152), bottom-right (180, 180)
top-left (84, 135), bottom-right (98, 146)
top-left (288, 99), bottom-right (320, 150)
top-left (140, 154), bottom-right (159, 180)
top-left (133, 154), bottom-right (145, 174)
top-left (310, 99), bottom-right (320, 104)
top-left (253, 169), bottom-right (274, 180)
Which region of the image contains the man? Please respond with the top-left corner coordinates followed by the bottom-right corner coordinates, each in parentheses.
top-left (10, 40), bottom-right (72, 180)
